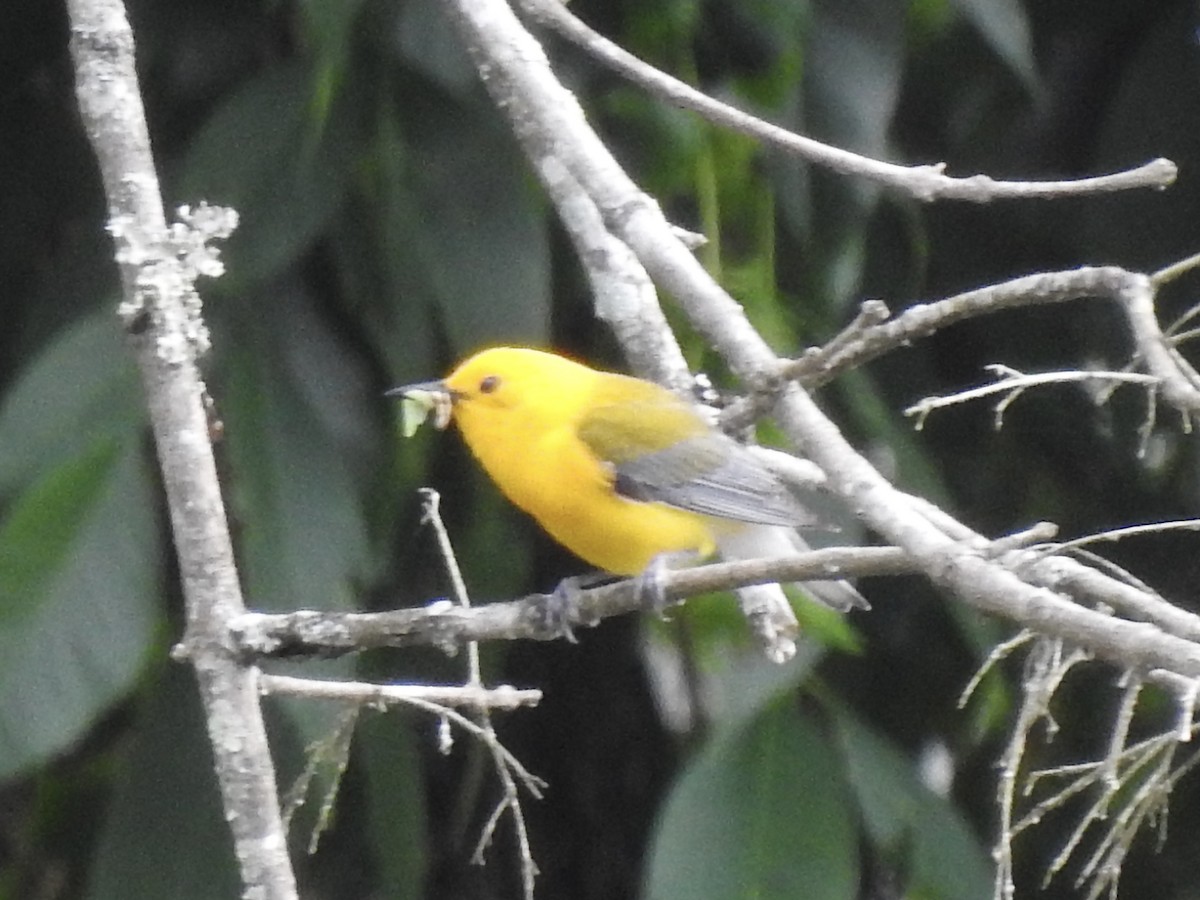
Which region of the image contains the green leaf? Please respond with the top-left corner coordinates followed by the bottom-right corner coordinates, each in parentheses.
top-left (392, 0), bottom-right (479, 95)
top-left (359, 711), bottom-right (429, 898)
top-left (0, 438), bottom-right (120, 625)
top-left (180, 62), bottom-right (360, 286)
top-left (948, 0), bottom-right (1038, 92)
top-left (791, 0), bottom-right (906, 308)
top-left (85, 665), bottom-right (241, 900)
top-left (790, 592), bottom-right (864, 653)
top-left (332, 117), bottom-right (439, 385)
top-left (0, 313), bottom-right (142, 493)
top-left (299, 0), bottom-right (369, 71)
top-left (0, 442), bottom-right (161, 780)
top-left (403, 99), bottom-right (551, 353)
top-left (646, 698), bottom-right (859, 900)
top-left (832, 707), bottom-right (992, 900)
top-left (0, 314), bottom-right (159, 779)
top-left (217, 292), bottom-right (376, 612)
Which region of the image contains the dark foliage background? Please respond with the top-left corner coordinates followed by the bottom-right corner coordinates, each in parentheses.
top-left (2, 0), bottom-right (1199, 898)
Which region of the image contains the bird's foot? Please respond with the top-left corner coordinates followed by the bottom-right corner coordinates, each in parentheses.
top-left (634, 554), bottom-right (673, 617)
top-left (536, 571), bottom-right (611, 643)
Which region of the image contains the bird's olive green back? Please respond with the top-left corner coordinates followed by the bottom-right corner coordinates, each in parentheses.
top-left (578, 375), bottom-right (811, 527)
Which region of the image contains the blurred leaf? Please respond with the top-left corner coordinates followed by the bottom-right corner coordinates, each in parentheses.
top-left (337, 112), bottom-right (439, 383)
top-left (0, 437), bottom-right (119, 625)
top-left (948, 0), bottom-right (1037, 92)
top-left (838, 366), bottom-right (952, 505)
top-left (299, 0), bottom-right (370, 135)
top-left (832, 707), bottom-right (992, 900)
top-left (216, 284), bottom-right (376, 612)
top-left (808, 0), bottom-right (904, 159)
top-left (601, 87), bottom-right (706, 201)
top-left (645, 697), bottom-right (858, 900)
top-left (1081, 1), bottom-right (1200, 270)
top-left (392, 0), bottom-right (479, 95)
top-left (0, 313), bottom-right (141, 492)
top-left (300, 0), bottom-right (369, 76)
top-left (0, 441), bottom-right (160, 780)
top-left (344, 85), bottom-right (551, 382)
top-left (790, 592), bottom-right (864, 653)
top-left (627, 0), bottom-right (703, 55)
top-left (359, 711), bottom-right (429, 898)
top-left (771, 0), bottom-right (906, 315)
top-left (0, 314), bottom-right (159, 779)
top-left (209, 292), bottom-right (376, 825)
top-left (86, 665), bottom-right (241, 900)
top-left (403, 96), bottom-right (551, 353)
top-left (180, 62), bottom-right (361, 286)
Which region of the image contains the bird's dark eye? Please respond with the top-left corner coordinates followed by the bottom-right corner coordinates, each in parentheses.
top-left (479, 375), bottom-right (500, 394)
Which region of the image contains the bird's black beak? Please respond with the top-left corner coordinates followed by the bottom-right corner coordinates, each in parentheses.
top-left (386, 380), bottom-right (456, 434)
top-left (384, 379), bottom-right (449, 400)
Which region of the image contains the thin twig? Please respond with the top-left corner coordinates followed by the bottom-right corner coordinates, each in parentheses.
top-left (420, 490), bottom-right (481, 684)
top-left (994, 639), bottom-right (1091, 900)
top-left (1151, 250), bottom-right (1200, 288)
top-left (260, 674), bottom-right (543, 710)
top-left (420, 490), bottom-right (541, 900)
top-left (782, 268), bottom-right (1166, 393)
top-left (1119, 274), bottom-right (1200, 415)
top-left (958, 630), bottom-right (1036, 710)
top-left (1103, 673), bottom-right (1143, 790)
top-left (904, 366), bottom-right (1160, 430)
top-left (1038, 519), bottom-right (1200, 556)
top-left (277, 706), bottom-right (360, 853)
top-left (518, 0), bottom-right (1175, 203)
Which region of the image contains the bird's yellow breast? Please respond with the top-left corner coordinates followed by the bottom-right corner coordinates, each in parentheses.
top-left (444, 349), bottom-right (717, 574)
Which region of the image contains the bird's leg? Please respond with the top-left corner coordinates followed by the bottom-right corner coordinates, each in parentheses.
top-left (635, 552), bottom-right (694, 616)
top-left (538, 556), bottom-right (690, 639)
top-left (634, 554), bottom-right (670, 614)
top-left (537, 571), bottom-right (615, 643)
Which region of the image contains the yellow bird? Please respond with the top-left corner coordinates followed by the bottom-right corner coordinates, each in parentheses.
top-left (391, 347), bottom-right (866, 612)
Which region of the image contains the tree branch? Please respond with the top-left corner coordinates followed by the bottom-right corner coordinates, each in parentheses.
top-left (260, 675), bottom-right (543, 710)
top-left (437, 0), bottom-right (1200, 694)
top-left (231, 547), bottom-right (913, 658)
top-left (67, 2), bottom-right (295, 897)
top-left (518, 0), bottom-right (1176, 203)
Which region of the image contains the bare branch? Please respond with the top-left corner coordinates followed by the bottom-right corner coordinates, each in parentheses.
top-left (1020, 552), bottom-right (1200, 644)
top-left (904, 366), bottom-right (1160, 431)
top-left (68, 1), bottom-right (295, 897)
top-left (517, 0), bottom-right (1175, 203)
top-left (1045, 519), bottom-right (1200, 555)
top-left (723, 266), bottom-right (1186, 434)
top-left (994, 638), bottom-right (1091, 900)
top-left (1151, 250), bottom-right (1200, 288)
top-left (231, 535), bottom-right (1200, 701)
top-left (260, 674), bottom-right (543, 711)
top-left (420, 490), bottom-right (540, 900)
top-left (1119, 274), bottom-right (1200, 416)
top-left (231, 546), bottom-right (913, 658)
top-left (786, 267), bottom-right (1154, 390)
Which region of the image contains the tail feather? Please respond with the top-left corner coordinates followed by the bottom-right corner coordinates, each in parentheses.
top-left (716, 525), bottom-right (869, 612)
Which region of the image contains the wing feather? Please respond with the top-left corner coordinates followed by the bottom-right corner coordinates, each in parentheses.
top-left (577, 398), bottom-right (812, 526)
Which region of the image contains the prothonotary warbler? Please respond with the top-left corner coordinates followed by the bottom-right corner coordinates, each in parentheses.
top-left (390, 347), bottom-right (867, 613)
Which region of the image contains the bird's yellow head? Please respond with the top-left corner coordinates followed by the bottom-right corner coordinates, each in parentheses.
top-left (390, 347), bottom-right (600, 439)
